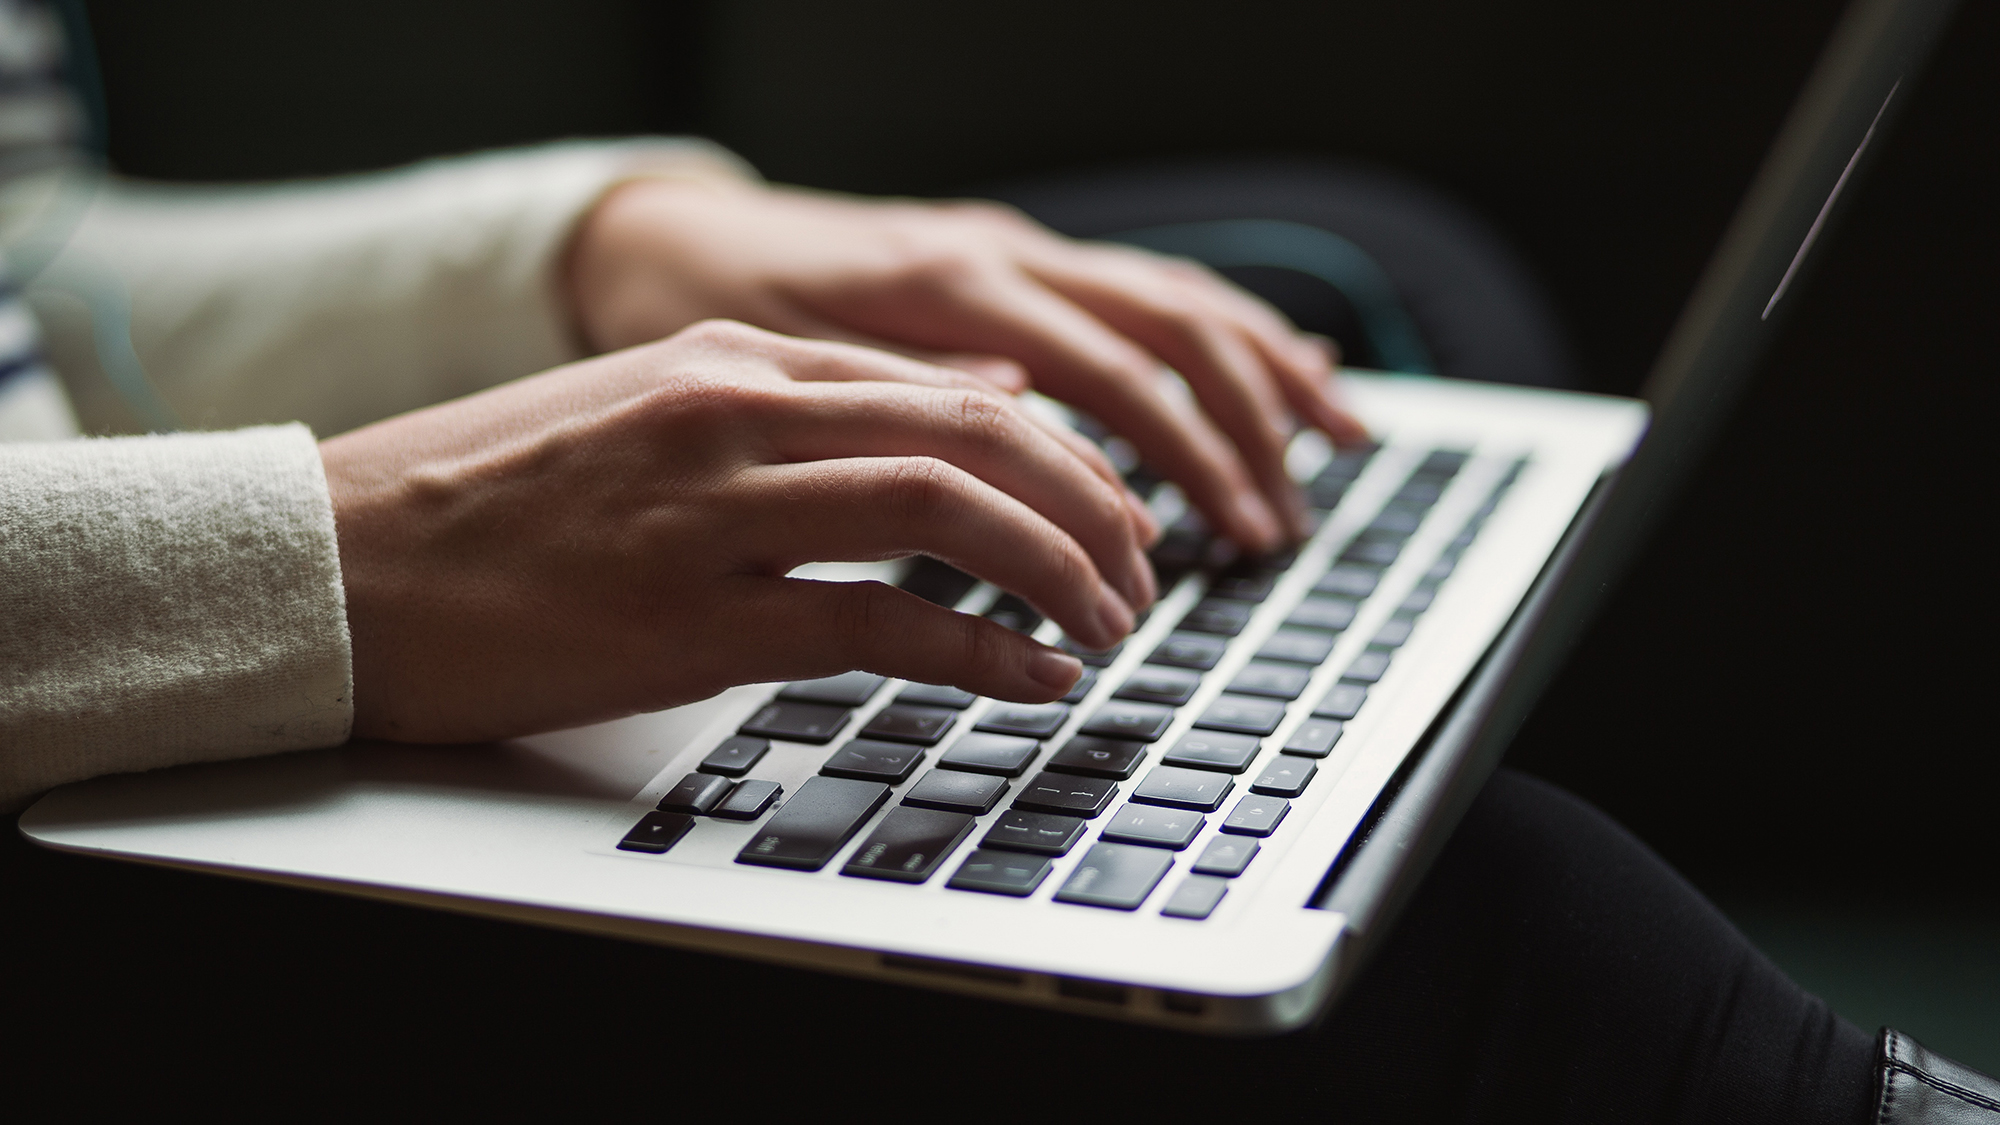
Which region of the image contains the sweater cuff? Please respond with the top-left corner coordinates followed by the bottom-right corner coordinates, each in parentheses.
top-left (0, 424), bottom-right (351, 809)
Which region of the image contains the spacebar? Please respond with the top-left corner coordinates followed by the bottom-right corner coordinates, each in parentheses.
top-left (736, 776), bottom-right (890, 871)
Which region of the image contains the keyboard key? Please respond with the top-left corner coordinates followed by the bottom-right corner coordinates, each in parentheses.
top-left (1341, 538), bottom-right (1402, 567)
top-left (1314, 565), bottom-right (1380, 599)
top-left (1313, 683), bottom-right (1368, 720)
top-left (820, 739), bottom-right (925, 783)
top-left (658, 772), bottom-right (734, 815)
top-left (1227, 661), bottom-right (1311, 700)
top-left (1160, 730), bottom-right (1260, 773)
top-left (1160, 875), bottom-right (1229, 920)
top-left (711, 779), bottom-right (783, 820)
top-left (1046, 735), bottom-right (1147, 779)
top-left (1079, 701), bottom-right (1175, 743)
top-left (1343, 650), bottom-right (1392, 684)
top-left (983, 593), bottom-right (1044, 633)
top-left (1012, 771), bottom-right (1118, 818)
top-left (981, 809), bottom-right (1088, 856)
top-left (1113, 664), bottom-right (1202, 706)
top-left (618, 811), bottom-right (695, 854)
top-left (1054, 843), bottom-right (1174, 910)
top-left (699, 735), bottom-right (769, 777)
top-left (1250, 758), bottom-right (1317, 798)
top-left (1191, 835), bottom-right (1260, 876)
top-left (1420, 449), bottom-right (1471, 474)
top-left (1372, 616), bottom-right (1416, 648)
top-left (948, 849), bottom-right (1055, 896)
top-left (1371, 504), bottom-right (1427, 534)
top-left (901, 769), bottom-right (1010, 815)
top-left (1131, 765), bottom-right (1234, 812)
top-left (1222, 794), bottom-right (1290, 836)
top-left (778, 672), bottom-right (886, 707)
top-left (842, 806), bottom-right (976, 883)
top-left (1283, 718), bottom-right (1345, 758)
top-left (1285, 596), bottom-right (1358, 633)
top-left (896, 682), bottom-right (977, 709)
top-left (740, 701), bottom-right (851, 744)
top-left (1058, 636), bottom-right (1124, 667)
top-left (736, 776), bottom-right (891, 871)
top-left (975, 702), bottom-right (1070, 738)
top-left (1400, 584), bottom-right (1438, 613)
top-left (861, 705), bottom-right (960, 746)
top-left (1060, 666), bottom-right (1100, 705)
top-left (1179, 598), bottom-right (1252, 637)
top-left (1149, 632), bottom-right (1228, 671)
top-left (1100, 804), bottom-right (1204, 850)
top-left (937, 732), bottom-right (1041, 777)
top-left (1207, 569), bottom-right (1277, 603)
top-left (899, 556), bottom-right (977, 607)
top-left (1395, 479), bottom-right (1445, 506)
top-left (1258, 629), bottom-right (1336, 666)
top-left (1194, 694), bottom-right (1288, 736)
top-left (1426, 553), bottom-right (1460, 582)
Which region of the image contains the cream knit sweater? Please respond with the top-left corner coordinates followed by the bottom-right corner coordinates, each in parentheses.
top-left (0, 138), bottom-right (751, 809)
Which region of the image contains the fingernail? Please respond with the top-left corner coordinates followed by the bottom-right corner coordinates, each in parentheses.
top-left (1096, 584), bottom-right (1136, 644)
top-left (1027, 647), bottom-right (1084, 693)
top-left (1125, 489), bottom-right (1161, 545)
top-left (1127, 546), bottom-right (1158, 607)
top-left (1235, 492), bottom-right (1283, 551)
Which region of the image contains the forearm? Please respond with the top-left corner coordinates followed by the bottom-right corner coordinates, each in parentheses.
top-left (28, 138), bottom-right (753, 437)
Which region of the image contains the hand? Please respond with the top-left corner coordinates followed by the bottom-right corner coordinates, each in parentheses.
top-left (320, 320), bottom-right (1158, 742)
top-left (564, 178), bottom-right (1370, 552)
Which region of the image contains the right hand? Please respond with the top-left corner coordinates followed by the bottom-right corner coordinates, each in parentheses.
top-left (319, 320), bottom-right (1158, 744)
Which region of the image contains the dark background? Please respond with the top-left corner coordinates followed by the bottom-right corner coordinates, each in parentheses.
top-left (10, 0), bottom-right (1993, 1082)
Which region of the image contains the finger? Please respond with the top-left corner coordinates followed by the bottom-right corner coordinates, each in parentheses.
top-left (776, 307), bottom-right (1034, 393)
top-left (730, 576), bottom-right (1083, 703)
top-left (730, 456), bottom-right (1137, 650)
top-left (750, 382), bottom-right (1156, 610)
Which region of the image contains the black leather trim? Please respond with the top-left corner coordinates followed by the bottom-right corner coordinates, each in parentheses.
top-left (1875, 1028), bottom-right (2000, 1123)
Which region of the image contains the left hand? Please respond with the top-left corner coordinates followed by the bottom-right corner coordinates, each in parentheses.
top-left (563, 177), bottom-right (1370, 553)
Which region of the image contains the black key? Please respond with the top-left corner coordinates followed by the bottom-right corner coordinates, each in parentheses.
top-left (1160, 730), bottom-right (1261, 773)
top-left (1283, 717), bottom-right (1345, 758)
top-left (1314, 565), bottom-right (1381, 598)
top-left (1250, 758), bottom-right (1317, 798)
top-left (842, 806), bottom-right (976, 883)
top-left (711, 779), bottom-right (783, 820)
top-left (1045, 736), bottom-right (1147, 779)
top-left (1079, 701), bottom-right (1175, 743)
top-left (983, 593), bottom-right (1043, 634)
top-left (980, 810), bottom-right (1087, 856)
top-left (947, 849), bottom-right (1054, 897)
top-left (1306, 478), bottom-right (1349, 510)
top-left (1100, 804), bottom-right (1204, 850)
top-left (735, 776), bottom-right (890, 871)
top-left (778, 672), bottom-right (886, 707)
top-left (1395, 479), bottom-right (1446, 505)
top-left (1313, 683), bottom-right (1368, 720)
top-left (860, 704), bottom-right (959, 746)
top-left (938, 732), bottom-right (1041, 777)
top-left (1012, 771), bottom-right (1118, 818)
top-left (1400, 584), bottom-right (1438, 613)
top-left (1370, 504), bottom-right (1427, 534)
top-left (1227, 661), bottom-right (1311, 700)
top-left (975, 702), bottom-right (1070, 738)
top-left (657, 772), bottom-right (734, 814)
top-left (618, 811), bottom-right (695, 854)
top-left (899, 556), bottom-right (977, 607)
top-left (1286, 595), bottom-right (1358, 633)
top-left (1194, 694), bottom-right (1288, 737)
top-left (699, 735), bottom-right (769, 777)
top-left (901, 768), bottom-right (1010, 815)
top-left (1419, 449), bottom-right (1471, 474)
top-left (1130, 765), bottom-right (1234, 812)
top-left (1149, 632), bottom-right (1228, 671)
top-left (1113, 664), bottom-right (1202, 706)
top-left (1179, 598), bottom-right (1253, 637)
top-left (1207, 570), bottom-right (1276, 602)
top-left (1059, 636), bottom-right (1124, 667)
top-left (1060, 665), bottom-right (1099, 705)
top-left (896, 682), bottom-right (977, 710)
top-left (1426, 553), bottom-right (1460, 582)
top-left (1222, 794), bottom-right (1290, 836)
top-left (1372, 616), bottom-right (1416, 648)
top-left (1257, 629), bottom-right (1336, 666)
top-left (1343, 650), bottom-right (1392, 684)
top-left (820, 739), bottom-right (925, 783)
top-left (739, 701), bottom-right (851, 744)
top-left (1191, 835), bottom-right (1259, 876)
top-left (1160, 875), bottom-right (1230, 920)
top-left (1054, 843), bottom-right (1174, 910)
top-left (1341, 538), bottom-right (1403, 567)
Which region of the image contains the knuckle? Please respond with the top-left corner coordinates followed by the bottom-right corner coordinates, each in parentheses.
top-left (882, 456), bottom-right (967, 524)
top-left (945, 389), bottom-right (1018, 449)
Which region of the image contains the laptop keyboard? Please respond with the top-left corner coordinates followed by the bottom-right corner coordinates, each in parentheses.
top-left (618, 444), bottom-right (1526, 920)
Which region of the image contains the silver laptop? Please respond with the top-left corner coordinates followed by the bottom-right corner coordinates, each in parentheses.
top-left (18, 0), bottom-right (1953, 1035)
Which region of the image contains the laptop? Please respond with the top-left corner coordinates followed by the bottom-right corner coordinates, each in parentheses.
top-left (18, 0), bottom-right (1955, 1035)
